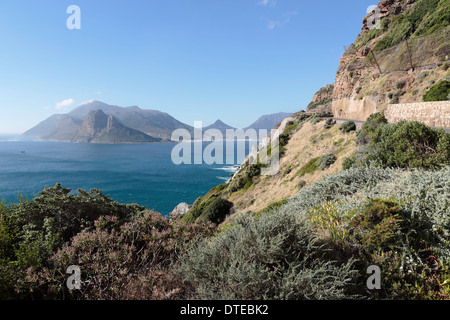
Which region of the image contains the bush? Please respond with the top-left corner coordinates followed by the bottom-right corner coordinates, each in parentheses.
top-left (0, 185), bottom-right (147, 299)
top-left (318, 154), bottom-right (337, 170)
top-left (254, 199), bottom-right (289, 217)
top-left (339, 121), bottom-right (357, 133)
top-left (395, 80), bottom-right (407, 90)
top-left (342, 157), bottom-right (355, 170)
top-left (226, 163), bottom-right (262, 193)
top-left (355, 121), bottom-right (450, 169)
top-left (423, 79), bottom-right (450, 101)
top-left (199, 198), bottom-right (233, 224)
top-left (356, 112), bottom-right (388, 146)
top-left (177, 212), bottom-right (358, 300)
top-left (281, 165), bottom-right (450, 299)
top-left (293, 157), bottom-right (320, 178)
top-left (42, 212), bottom-right (216, 300)
top-left (324, 118), bottom-right (336, 129)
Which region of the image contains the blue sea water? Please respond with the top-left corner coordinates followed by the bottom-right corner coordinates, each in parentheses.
top-left (0, 136), bottom-right (254, 215)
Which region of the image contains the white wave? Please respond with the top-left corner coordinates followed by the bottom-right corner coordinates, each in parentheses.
top-left (214, 166), bottom-right (239, 173)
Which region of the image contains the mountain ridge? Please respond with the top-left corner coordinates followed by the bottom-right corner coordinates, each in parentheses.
top-left (24, 101), bottom-right (294, 143)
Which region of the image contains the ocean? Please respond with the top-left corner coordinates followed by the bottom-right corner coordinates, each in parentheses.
top-left (0, 136), bottom-right (255, 215)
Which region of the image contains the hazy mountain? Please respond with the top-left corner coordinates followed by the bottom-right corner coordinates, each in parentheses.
top-left (204, 119), bottom-right (235, 132)
top-left (42, 115), bottom-right (83, 142)
top-left (201, 120), bottom-right (235, 140)
top-left (68, 101), bottom-right (193, 140)
top-left (23, 114), bottom-right (65, 138)
top-left (23, 100), bottom-right (193, 142)
top-left (245, 112), bottom-right (293, 131)
top-left (23, 100), bottom-right (293, 143)
top-left (72, 110), bottom-right (161, 144)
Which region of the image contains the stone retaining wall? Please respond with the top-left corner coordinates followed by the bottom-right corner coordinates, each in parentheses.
top-left (385, 101), bottom-right (450, 128)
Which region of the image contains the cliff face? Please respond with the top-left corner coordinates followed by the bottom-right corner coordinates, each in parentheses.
top-left (72, 110), bottom-right (161, 144)
top-left (332, 0), bottom-right (450, 120)
top-left (306, 84), bottom-right (334, 113)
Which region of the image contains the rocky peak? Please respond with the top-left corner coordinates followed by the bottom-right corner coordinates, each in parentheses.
top-left (80, 109), bottom-right (109, 136)
top-left (362, 0), bottom-right (417, 33)
top-left (106, 113), bottom-right (123, 130)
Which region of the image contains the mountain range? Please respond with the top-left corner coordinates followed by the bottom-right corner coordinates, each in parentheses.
top-left (23, 101), bottom-right (293, 143)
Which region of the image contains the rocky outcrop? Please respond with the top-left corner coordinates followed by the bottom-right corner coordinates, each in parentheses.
top-left (362, 0), bottom-right (416, 33)
top-left (306, 84), bottom-right (334, 113)
top-left (170, 202), bottom-right (191, 217)
top-left (332, 0), bottom-right (449, 122)
top-left (72, 110), bottom-right (161, 144)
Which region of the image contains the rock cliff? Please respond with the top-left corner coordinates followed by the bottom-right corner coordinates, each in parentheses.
top-left (72, 110), bottom-right (161, 144)
top-left (332, 0), bottom-right (449, 120)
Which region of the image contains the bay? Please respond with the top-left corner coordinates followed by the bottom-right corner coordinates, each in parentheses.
top-left (0, 136), bottom-right (254, 215)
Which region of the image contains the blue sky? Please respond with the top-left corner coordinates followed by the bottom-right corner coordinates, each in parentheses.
top-left (0, 0), bottom-right (375, 133)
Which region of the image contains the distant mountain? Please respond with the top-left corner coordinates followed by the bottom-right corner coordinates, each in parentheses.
top-left (245, 112), bottom-right (293, 131)
top-left (23, 100), bottom-right (293, 143)
top-left (72, 110), bottom-right (161, 144)
top-left (42, 115), bottom-right (83, 142)
top-left (23, 100), bottom-right (193, 142)
top-left (23, 114), bottom-right (66, 138)
top-left (68, 101), bottom-right (193, 140)
top-left (203, 120), bottom-right (236, 139)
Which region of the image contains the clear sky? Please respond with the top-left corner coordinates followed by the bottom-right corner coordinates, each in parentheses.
top-left (0, 0), bottom-right (376, 133)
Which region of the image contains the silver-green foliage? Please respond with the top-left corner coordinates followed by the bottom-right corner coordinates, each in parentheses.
top-left (285, 165), bottom-right (450, 272)
top-left (177, 211), bottom-right (358, 300)
top-left (178, 165), bottom-right (450, 299)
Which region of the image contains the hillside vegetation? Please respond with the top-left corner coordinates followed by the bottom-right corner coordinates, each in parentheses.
top-left (2, 115), bottom-right (449, 300)
top-left (181, 112), bottom-right (357, 222)
top-left (1, 0), bottom-right (450, 301)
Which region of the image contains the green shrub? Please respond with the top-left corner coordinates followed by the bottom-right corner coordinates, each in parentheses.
top-left (294, 157), bottom-right (320, 178)
top-left (354, 121), bottom-right (450, 169)
top-left (309, 115), bottom-right (324, 125)
top-left (423, 79), bottom-right (450, 101)
top-left (395, 80), bottom-right (407, 89)
top-left (333, 138), bottom-right (345, 146)
top-left (442, 62), bottom-right (449, 71)
top-left (307, 98), bottom-right (333, 111)
top-left (342, 156), bottom-right (355, 170)
top-left (389, 96), bottom-right (400, 104)
top-left (177, 212), bottom-right (358, 300)
top-left (254, 199), bottom-right (289, 217)
top-left (348, 199), bottom-right (403, 252)
top-left (199, 198), bottom-right (233, 224)
top-left (318, 154), bottom-right (337, 170)
top-left (282, 165), bottom-right (450, 299)
top-left (324, 118), bottom-right (336, 129)
top-left (339, 121), bottom-right (357, 133)
top-left (356, 112), bottom-right (388, 146)
top-left (226, 163), bottom-right (262, 193)
top-left (297, 180), bottom-right (307, 189)
top-left (389, 90), bottom-right (405, 104)
top-left (0, 185), bottom-right (147, 299)
top-left (417, 71), bottom-right (429, 81)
